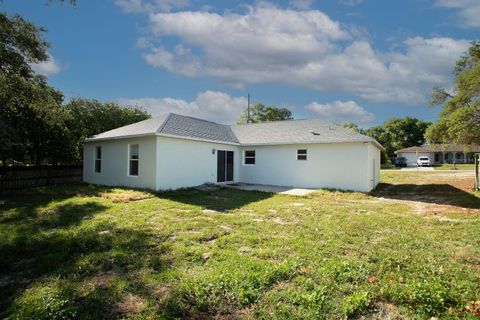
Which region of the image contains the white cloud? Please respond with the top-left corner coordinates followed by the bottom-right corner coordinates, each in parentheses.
top-left (115, 0), bottom-right (189, 13)
top-left (125, 2), bottom-right (469, 105)
top-left (117, 91), bottom-right (247, 124)
top-left (435, 0), bottom-right (480, 28)
top-left (290, 0), bottom-right (314, 10)
top-left (306, 100), bottom-right (374, 122)
top-left (31, 55), bottom-right (62, 76)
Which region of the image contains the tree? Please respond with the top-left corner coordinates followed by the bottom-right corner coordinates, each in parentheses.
top-left (0, 11), bottom-right (148, 165)
top-left (0, 12), bottom-right (66, 165)
top-left (237, 103), bottom-right (293, 124)
top-left (341, 122), bottom-right (363, 133)
top-left (426, 41), bottom-right (480, 144)
top-left (63, 98), bottom-right (151, 161)
top-left (343, 117), bottom-right (431, 157)
top-left (381, 117), bottom-right (431, 155)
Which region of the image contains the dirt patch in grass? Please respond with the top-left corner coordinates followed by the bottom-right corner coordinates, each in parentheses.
top-left (113, 293), bottom-right (146, 316)
top-left (366, 302), bottom-right (405, 320)
top-left (202, 231), bottom-right (230, 242)
top-left (376, 195), bottom-right (480, 215)
top-left (88, 270), bottom-right (115, 289)
top-left (146, 284), bottom-right (172, 304)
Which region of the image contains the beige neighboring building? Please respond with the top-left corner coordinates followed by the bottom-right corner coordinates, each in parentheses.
top-left (395, 144), bottom-right (480, 166)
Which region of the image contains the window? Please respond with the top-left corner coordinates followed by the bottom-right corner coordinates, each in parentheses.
top-left (297, 149), bottom-right (307, 160)
top-left (129, 144), bottom-right (139, 176)
top-left (244, 150), bottom-right (256, 165)
top-left (95, 146), bottom-right (102, 173)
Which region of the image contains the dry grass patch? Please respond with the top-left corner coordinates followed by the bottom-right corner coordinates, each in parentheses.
top-left (113, 293), bottom-right (146, 316)
top-left (97, 188), bottom-right (155, 203)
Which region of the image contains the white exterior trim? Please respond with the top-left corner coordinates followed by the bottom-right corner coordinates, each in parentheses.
top-left (127, 143), bottom-right (139, 178)
top-left (85, 133), bottom-right (382, 150)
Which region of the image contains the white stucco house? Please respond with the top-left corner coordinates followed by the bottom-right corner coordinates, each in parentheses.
top-left (396, 144), bottom-right (480, 166)
top-left (83, 113), bottom-right (382, 192)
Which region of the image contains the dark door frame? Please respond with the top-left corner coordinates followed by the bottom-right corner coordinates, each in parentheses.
top-left (217, 150), bottom-right (234, 183)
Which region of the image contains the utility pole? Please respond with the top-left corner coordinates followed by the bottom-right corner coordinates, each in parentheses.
top-left (247, 93), bottom-right (251, 124)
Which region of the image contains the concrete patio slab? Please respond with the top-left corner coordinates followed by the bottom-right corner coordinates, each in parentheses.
top-left (225, 183), bottom-right (316, 196)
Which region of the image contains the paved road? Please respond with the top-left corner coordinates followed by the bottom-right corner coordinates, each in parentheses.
top-left (400, 166), bottom-right (434, 171)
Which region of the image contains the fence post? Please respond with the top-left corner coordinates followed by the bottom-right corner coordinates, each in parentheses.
top-left (475, 155), bottom-right (479, 191)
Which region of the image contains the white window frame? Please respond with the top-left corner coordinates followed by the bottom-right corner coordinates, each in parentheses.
top-left (94, 146), bottom-right (102, 173)
top-left (243, 150), bottom-right (256, 165)
top-left (128, 144), bottom-right (139, 177)
top-left (297, 149), bottom-right (307, 161)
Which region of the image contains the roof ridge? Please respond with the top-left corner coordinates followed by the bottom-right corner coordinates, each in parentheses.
top-left (230, 118), bottom-right (343, 128)
top-left (156, 113), bottom-right (173, 134)
top-left (168, 112), bottom-right (229, 126)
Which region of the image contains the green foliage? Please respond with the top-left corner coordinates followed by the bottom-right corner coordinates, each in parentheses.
top-left (343, 117), bottom-right (431, 157)
top-left (0, 12), bottom-right (150, 165)
top-left (427, 41), bottom-right (480, 144)
top-left (237, 102), bottom-right (293, 124)
top-left (365, 117), bottom-right (431, 156)
top-left (178, 258), bottom-right (299, 311)
top-left (63, 98), bottom-right (150, 161)
top-left (426, 105), bottom-right (480, 144)
top-left (406, 279), bottom-right (449, 316)
top-left (0, 12), bottom-right (49, 77)
top-left (341, 122), bottom-right (362, 133)
top-left (343, 291), bottom-right (370, 318)
top-left (0, 12), bottom-right (66, 164)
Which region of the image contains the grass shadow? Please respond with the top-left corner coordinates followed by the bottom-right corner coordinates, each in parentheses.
top-left (157, 186), bottom-right (273, 211)
top-left (372, 183), bottom-right (480, 209)
top-left (0, 186), bottom-right (174, 319)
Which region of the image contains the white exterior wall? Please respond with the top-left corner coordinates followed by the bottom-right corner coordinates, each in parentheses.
top-left (238, 142), bottom-right (378, 192)
top-left (155, 136), bottom-right (240, 190)
top-left (83, 136), bottom-right (157, 189)
top-left (84, 136), bottom-right (381, 192)
top-left (398, 152), bottom-right (434, 166)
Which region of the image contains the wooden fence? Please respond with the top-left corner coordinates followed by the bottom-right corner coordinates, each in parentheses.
top-left (0, 165), bottom-right (83, 192)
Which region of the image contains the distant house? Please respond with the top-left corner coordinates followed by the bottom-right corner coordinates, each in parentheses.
top-left (395, 144), bottom-right (480, 166)
top-left (83, 113), bottom-right (382, 192)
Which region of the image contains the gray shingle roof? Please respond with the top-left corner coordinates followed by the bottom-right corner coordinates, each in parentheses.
top-left (86, 113), bottom-right (381, 148)
top-left (232, 119), bottom-right (380, 147)
top-left (160, 113), bottom-right (238, 144)
top-left (87, 114), bottom-right (170, 140)
top-left (86, 113), bottom-right (238, 144)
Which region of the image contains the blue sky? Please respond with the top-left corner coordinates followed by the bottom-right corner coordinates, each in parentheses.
top-left (3, 0), bottom-right (479, 125)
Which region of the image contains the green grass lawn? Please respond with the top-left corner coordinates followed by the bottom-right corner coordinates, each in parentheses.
top-left (1, 173), bottom-right (479, 319)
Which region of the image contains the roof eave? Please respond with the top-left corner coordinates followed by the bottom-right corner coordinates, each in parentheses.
top-left (239, 140), bottom-right (384, 149)
top-left (156, 133), bottom-right (240, 146)
top-left (83, 133), bottom-right (156, 142)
